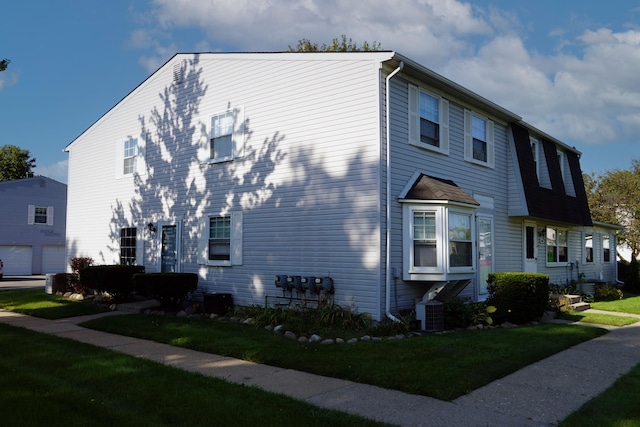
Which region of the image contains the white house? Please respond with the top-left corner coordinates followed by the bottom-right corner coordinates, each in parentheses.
top-left (0, 176), bottom-right (67, 276)
top-left (64, 52), bottom-right (619, 320)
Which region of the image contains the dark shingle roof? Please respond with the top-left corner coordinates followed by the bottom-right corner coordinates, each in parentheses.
top-left (405, 174), bottom-right (479, 206)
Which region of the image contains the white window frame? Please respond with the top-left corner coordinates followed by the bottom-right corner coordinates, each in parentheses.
top-left (602, 234), bottom-right (611, 263)
top-left (198, 212), bottom-right (243, 267)
top-left (584, 232), bottom-right (594, 264)
top-left (28, 205), bottom-right (53, 226)
top-left (557, 150), bottom-right (566, 183)
top-left (199, 107), bottom-right (245, 164)
top-left (115, 135), bottom-right (146, 178)
top-left (408, 84), bottom-right (449, 155)
top-left (546, 226), bottom-right (569, 266)
top-left (464, 109), bottom-right (494, 168)
top-left (448, 210), bottom-right (474, 271)
top-left (402, 204), bottom-right (476, 280)
top-left (530, 136), bottom-right (539, 180)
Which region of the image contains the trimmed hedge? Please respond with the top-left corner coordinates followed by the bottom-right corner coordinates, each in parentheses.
top-left (133, 273), bottom-right (198, 308)
top-left (79, 265), bottom-right (145, 297)
top-left (486, 272), bottom-right (549, 324)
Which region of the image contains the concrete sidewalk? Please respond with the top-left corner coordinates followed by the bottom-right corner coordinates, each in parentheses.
top-left (1, 306), bottom-right (639, 427)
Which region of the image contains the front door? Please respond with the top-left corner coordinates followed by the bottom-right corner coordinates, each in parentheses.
top-left (524, 222), bottom-right (537, 273)
top-left (161, 225), bottom-right (177, 273)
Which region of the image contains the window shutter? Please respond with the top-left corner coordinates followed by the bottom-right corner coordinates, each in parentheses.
top-left (230, 212), bottom-right (243, 265)
top-left (137, 136), bottom-right (147, 176)
top-left (463, 109), bottom-right (473, 161)
top-left (47, 206), bottom-right (54, 226)
top-left (408, 84), bottom-right (419, 144)
top-left (440, 98), bottom-right (450, 154)
top-left (28, 205), bottom-right (35, 225)
top-left (197, 120), bottom-right (211, 163)
top-left (197, 216), bottom-right (208, 264)
top-left (115, 139), bottom-right (124, 179)
top-left (233, 106), bottom-right (245, 159)
top-left (486, 120), bottom-right (495, 168)
top-left (136, 227), bottom-right (144, 266)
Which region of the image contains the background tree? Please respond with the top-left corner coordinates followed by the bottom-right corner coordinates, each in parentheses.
top-left (584, 160), bottom-right (640, 260)
top-left (0, 58), bottom-right (9, 72)
top-left (289, 35), bottom-right (381, 52)
top-left (0, 145), bottom-right (36, 181)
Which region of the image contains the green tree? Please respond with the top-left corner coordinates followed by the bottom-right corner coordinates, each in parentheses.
top-left (0, 145), bottom-right (36, 181)
top-left (584, 160), bottom-right (640, 260)
top-left (288, 35), bottom-right (381, 52)
top-left (0, 58), bottom-right (9, 72)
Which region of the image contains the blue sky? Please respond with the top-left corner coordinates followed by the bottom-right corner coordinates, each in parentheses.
top-left (2, 0), bottom-right (640, 184)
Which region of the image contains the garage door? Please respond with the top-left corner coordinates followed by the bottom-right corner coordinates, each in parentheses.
top-left (0, 245), bottom-right (33, 276)
top-left (42, 245), bottom-right (66, 274)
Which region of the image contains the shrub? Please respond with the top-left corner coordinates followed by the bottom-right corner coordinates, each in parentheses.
top-left (619, 259), bottom-right (640, 292)
top-left (80, 265), bottom-right (145, 297)
top-left (595, 284), bottom-right (623, 301)
top-left (133, 273), bottom-right (198, 308)
top-left (69, 257), bottom-right (94, 293)
top-left (443, 298), bottom-right (471, 329)
top-left (487, 272), bottom-right (549, 324)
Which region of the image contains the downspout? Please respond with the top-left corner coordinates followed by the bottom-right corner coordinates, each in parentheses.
top-left (385, 61), bottom-right (403, 322)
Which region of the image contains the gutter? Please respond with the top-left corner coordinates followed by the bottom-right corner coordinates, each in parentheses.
top-left (385, 61), bottom-right (404, 322)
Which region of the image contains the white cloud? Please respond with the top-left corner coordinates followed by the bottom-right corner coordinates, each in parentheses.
top-left (0, 70), bottom-right (19, 90)
top-left (34, 160), bottom-right (68, 184)
top-left (130, 0), bottom-right (640, 149)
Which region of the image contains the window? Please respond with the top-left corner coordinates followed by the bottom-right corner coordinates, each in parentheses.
top-left (464, 110), bottom-right (494, 167)
top-left (557, 150), bottom-right (566, 182)
top-left (546, 227), bottom-right (568, 264)
top-left (208, 216), bottom-right (231, 261)
top-left (408, 85), bottom-right (449, 154)
top-left (34, 207), bottom-right (47, 224)
top-left (449, 212), bottom-right (472, 267)
top-left (413, 211), bottom-right (437, 267)
top-left (28, 205), bottom-right (53, 226)
top-left (585, 233), bottom-right (593, 263)
top-left (120, 227), bottom-right (137, 265)
top-left (603, 235), bottom-right (611, 263)
top-left (123, 138), bottom-right (138, 175)
top-left (198, 212), bottom-right (243, 266)
top-left (530, 137), bottom-right (539, 179)
top-left (200, 107), bottom-right (245, 164)
top-left (116, 136), bottom-right (146, 178)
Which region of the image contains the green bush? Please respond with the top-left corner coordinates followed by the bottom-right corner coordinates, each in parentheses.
top-left (619, 259), bottom-right (640, 292)
top-left (595, 284), bottom-right (624, 301)
top-left (486, 272), bottom-right (549, 324)
top-left (133, 273), bottom-right (198, 308)
top-left (80, 265), bottom-right (145, 297)
top-left (443, 298), bottom-right (471, 329)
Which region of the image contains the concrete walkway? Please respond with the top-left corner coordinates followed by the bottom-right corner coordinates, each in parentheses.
top-left (1, 291), bottom-right (640, 425)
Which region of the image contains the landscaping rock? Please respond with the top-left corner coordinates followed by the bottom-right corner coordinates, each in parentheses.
top-left (360, 335), bottom-right (371, 341)
top-left (284, 331), bottom-right (297, 340)
top-left (347, 338), bottom-right (358, 344)
top-left (264, 325), bottom-right (273, 331)
top-left (500, 321), bottom-right (517, 328)
top-left (274, 325), bottom-right (284, 335)
top-left (336, 338), bottom-right (344, 344)
top-left (309, 334), bottom-right (322, 343)
top-left (176, 310), bottom-right (187, 318)
top-left (320, 339), bottom-right (334, 345)
top-left (298, 336), bottom-right (308, 343)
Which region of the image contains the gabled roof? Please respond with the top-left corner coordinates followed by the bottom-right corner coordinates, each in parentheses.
top-left (400, 173), bottom-right (479, 206)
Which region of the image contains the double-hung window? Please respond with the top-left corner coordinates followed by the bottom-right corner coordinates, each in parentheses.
top-left (116, 136), bottom-right (146, 178)
top-left (602, 235), bottom-right (611, 263)
top-left (449, 212), bottom-right (472, 268)
top-left (198, 212), bottom-right (243, 266)
top-left (408, 85), bottom-right (449, 154)
top-left (464, 110), bottom-right (494, 168)
top-left (123, 138), bottom-right (138, 175)
top-left (584, 233), bottom-right (593, 263)
top-left (28, 205), bottom-right (53, 226)
top-left (413, 211), bottom-right (437, 268)
top-left (530, 137), bottom-right (539, 180)
top-left (200, 107), bottom-right (245, 164)
top-left (546, 226), bottom-right (568, 264)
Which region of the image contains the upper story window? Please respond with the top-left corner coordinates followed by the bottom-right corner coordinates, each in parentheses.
top-left (198, 212), bottom-right (243, 266)
top-left (602, 235), bottom-right (611, 263)
top-left (123, 138), bottom-right (138, 175)
top-left (546, 226), bottom-right (568, 265)
top-left (408, 85), bottom-right (449, 154)
top-left (464, 110), bottom-right (494, 168)
top-left (116, 136), bottom-right (146, 179)
top-left (584, 233), bottom-right (593, 263)
top-left (28, 205), bottom-right (53, 226)
top-left (199, 107), bottom-right (245, 164)
top-left (530, 137), bottom-right (539, 180)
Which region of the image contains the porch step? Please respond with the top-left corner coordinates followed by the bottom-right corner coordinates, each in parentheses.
top-left (570, 301), bottom-right (591, 312)
top-left (550, 294), bottom-right (590, 312)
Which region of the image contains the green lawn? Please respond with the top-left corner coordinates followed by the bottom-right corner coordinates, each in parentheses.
top-left (556, 311), bottom-right (640, 327)
top-left (591, 293), bottom-right (640, 315)
top-left (81, 313), bottom-right (605, 401)
top-left (0, 289), bottom-right (108, 319)
top-left (0, 323), bottom-right (388, 427)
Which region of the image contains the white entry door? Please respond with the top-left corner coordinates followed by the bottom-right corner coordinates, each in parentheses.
top-left (524, 222), bottom-right (537, 273)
